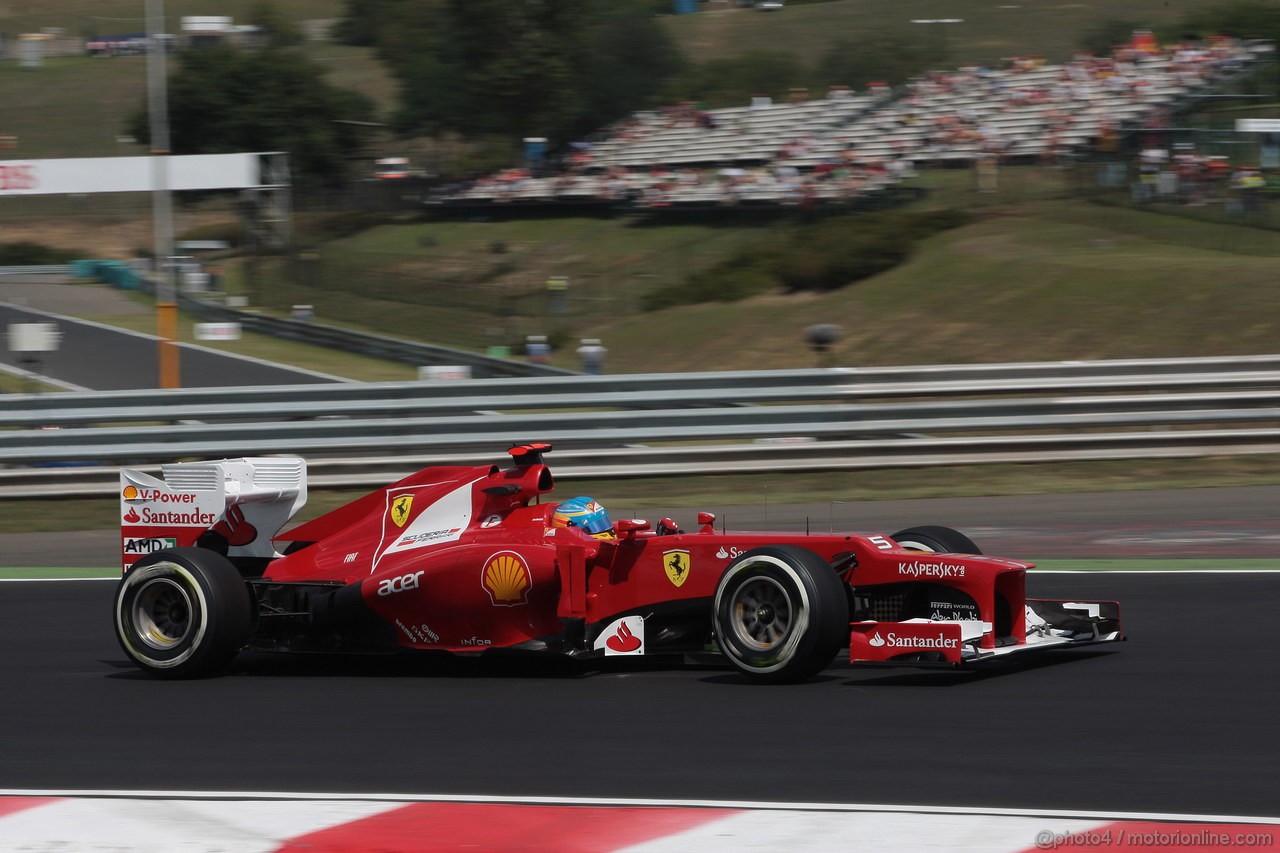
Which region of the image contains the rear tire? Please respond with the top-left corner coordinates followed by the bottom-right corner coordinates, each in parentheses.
top-left (713, 546), bottom-right (848, 683)
top-left (889, 525), bottom-right (980, 555)
top-left (114, 547), bottom-right (254, 679)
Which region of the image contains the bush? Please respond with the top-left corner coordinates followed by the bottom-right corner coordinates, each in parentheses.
top-left (0, 241), bottom-right (84, 264)
top-left (177, 221), bottom-right (244, 249)
top-left (301, 211), bottom-right (392, 240)
top-left (643, 260), bottom-right (775, 310)
top-left (643, 208), bottom-right (971, 309)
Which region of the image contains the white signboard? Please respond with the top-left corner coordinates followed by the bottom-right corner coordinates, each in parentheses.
top-left (0, 153), bottom-right (268, 196)
top-left (195, 322), bottom-right (241, 341)
top-left (8, 322), bottom-right (60, 352)
top-left (1236, 119), bottom-right (1280, 133)
top-left (418, 365), bottom-right (473, 381)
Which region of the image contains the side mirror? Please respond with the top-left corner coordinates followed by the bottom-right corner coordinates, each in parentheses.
top-left (615, 518), bottom-right (650, 539)
top-left (697, 512), bottom-right (716, 534)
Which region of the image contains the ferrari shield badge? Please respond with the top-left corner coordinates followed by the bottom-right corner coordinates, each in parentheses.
top-left (663, 549), bottom-right (691, 588)
top-left (390, 495), bottom-right (413, 528)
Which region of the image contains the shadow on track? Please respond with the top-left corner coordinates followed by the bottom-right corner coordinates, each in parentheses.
top-left (838, 649), bottom-right (1119, 687)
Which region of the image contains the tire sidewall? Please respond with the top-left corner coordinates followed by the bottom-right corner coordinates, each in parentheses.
top-left (114, 548), bottom-right (250, 678)
top-left (890, 525), bottom-right (981, 555)
top-left (713, 546), bottom-right (847, 682)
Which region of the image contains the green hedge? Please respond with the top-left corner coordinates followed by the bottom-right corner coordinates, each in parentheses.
top-left (642, 208), bottom-right (970, 310)
top-left (0, 241), bottom-right (84, 265)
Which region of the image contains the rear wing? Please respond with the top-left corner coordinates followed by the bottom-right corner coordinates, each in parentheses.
top-left (120, 456), bottom-right (307, 571)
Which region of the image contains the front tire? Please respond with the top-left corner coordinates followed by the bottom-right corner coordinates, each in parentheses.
top-left (889, 525), bottom-right (981, 555)
top-left (713, 546), bottom-right (848, 683)
top-left (114, 548), bottom-right (254, 679)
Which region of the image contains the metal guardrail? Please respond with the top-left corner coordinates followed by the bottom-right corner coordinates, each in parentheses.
top-left (170, 284), bottom-right (574, 380)
top-left (1, 355), bottom-right (1277, 497)
top-left (3, 429), bottom-right (1278, 498)
top-left (4, 355), bottom-right (1280, 423)
top-left (0, 263), bottom-right (571, 379)
top-left (0, 265), bottom-right (74, 276)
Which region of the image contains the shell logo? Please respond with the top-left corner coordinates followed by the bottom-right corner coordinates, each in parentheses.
top-left (122, 485), bottom-right (139, 501)
top-left (482, 551), bottom-right (531, 606)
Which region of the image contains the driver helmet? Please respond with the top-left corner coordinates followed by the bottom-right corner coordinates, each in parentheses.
top-left (552, 496), bottom-right (615, 539)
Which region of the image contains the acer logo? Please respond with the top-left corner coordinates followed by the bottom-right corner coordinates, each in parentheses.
top-left (378, 571), bottom-right (424, 597)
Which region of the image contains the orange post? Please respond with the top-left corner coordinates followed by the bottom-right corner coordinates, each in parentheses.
top-left (157, 302), bottom-right (180, 388)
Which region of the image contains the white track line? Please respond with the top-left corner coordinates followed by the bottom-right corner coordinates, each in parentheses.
top-left (2, 790), bottom-right (1278, 824)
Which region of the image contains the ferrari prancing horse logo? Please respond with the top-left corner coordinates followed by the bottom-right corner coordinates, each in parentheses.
top-left (390, 495), bottom-right (413, 528)
top-left (663, 549), bottom-right (690, 588)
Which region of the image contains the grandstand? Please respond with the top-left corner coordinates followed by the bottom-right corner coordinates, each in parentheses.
top-left (427, 37), bottom-right (1273, 212)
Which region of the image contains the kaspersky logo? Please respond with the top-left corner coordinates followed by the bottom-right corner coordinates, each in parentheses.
top-left (897, 560), bottom-right (965, 579)
top-left (869, 631), bottom-right (959, 650)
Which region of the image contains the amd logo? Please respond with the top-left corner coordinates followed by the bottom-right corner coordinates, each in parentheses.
top-left (123, 537), bottom-right (177, 554)
top-left (378, 570), bottom-right (424, 597)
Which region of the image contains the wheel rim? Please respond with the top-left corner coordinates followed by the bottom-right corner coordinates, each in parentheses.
top-left (729, 575), bottom-right (794, 651)
top-left (132, 577), bottom-right (195, 650)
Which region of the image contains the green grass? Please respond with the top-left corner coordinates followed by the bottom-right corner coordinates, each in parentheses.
top-left (1, 0), bottom-right (1243, 161)
top-left (0, 0), bottom-right (344, 38)
top-left (79, 296), bottom-right (418, 383)
top-left (0, 372), bottom-right (67, 394)
top-left (662, 0), bottom-right (1221, 68)
top-left (0, 0), bottom-right (389, 159)
top-left (17, 167), bottom-right (1280, 378)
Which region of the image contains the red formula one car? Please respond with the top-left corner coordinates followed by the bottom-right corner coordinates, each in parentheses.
top-left (113, 444), bottom-right (1123, 681)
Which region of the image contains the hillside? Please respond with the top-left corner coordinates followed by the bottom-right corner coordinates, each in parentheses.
top-left (3, 0), bottom-right (1278, 378)
top-left (663, 0), bottom-right (1216, 67)
top-left (0, 0), bottom-right (1238, 160)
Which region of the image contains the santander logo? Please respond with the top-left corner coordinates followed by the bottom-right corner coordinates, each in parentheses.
top-left (870, 631), bottom-right (958, 650)
top-left (606, 621), bottom-right (642, 653)
top-left (594, 616), bottom-right (645, 656)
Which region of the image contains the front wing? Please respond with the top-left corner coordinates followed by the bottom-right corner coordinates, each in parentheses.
top-left (849, 598), bottom-right (1124, 666)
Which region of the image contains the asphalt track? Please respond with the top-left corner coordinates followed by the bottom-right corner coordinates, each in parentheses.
top-left (2, 282), bottom-right (1277, 818)
top-left (1, 285), bottom-right (338, 389)
top-left (1, 569), bottom-right (1277, 817)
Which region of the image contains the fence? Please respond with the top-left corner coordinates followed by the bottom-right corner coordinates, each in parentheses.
top-left (2, 355), bottom-right (1277, 497)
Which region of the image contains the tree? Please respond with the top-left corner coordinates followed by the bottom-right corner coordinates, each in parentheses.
top-left (126, 48), bottom-right (376, 186)
top-left (362, 0), bottom-right (682, 144)
top-left (1077, 19), bottom-right (1142, 57)
top-left (248, 0), bottom-right (304, 48)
